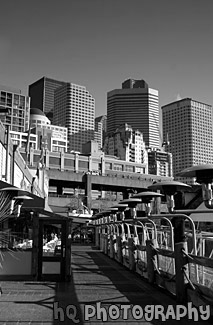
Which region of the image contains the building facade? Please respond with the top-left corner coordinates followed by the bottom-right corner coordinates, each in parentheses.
top-left (94, 115), bottom-right (107, 149)
top-left (103, 123), bottom-right (148, 173)
top-left (148, 148), bottom-right (173, 177)
top-left (10, 108), bottom-right (68, 153)
top-left (0, 85), bottom-right (30, 133)
top-left (53, 83), bottom-right (95, 152)
top-left (10, 130), bottom-right (37, 150)
top-left (162, 98), bottom-right (213, 181)
top-left (30, 108), bottom-right (68, 152)
top-left (28, 77), bottom-right (67, 121)
top-left (107, 79), bottom-right (160, 148)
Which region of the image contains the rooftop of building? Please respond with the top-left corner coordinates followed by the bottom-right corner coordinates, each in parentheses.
top-left (107, 87), bottom-right (158, 96)
top-left (95, 115), bottom-right (107, 122)
top-left (30, 108), bottom-right (46, 116)
top-left (161, 98), bottom-right (212, 109)
top-left (28, 76), bottom-right (68, 86)
top-left (0, 84), bottom-right (23, 95)
top-left (122, 78), bottom-right (149, 89)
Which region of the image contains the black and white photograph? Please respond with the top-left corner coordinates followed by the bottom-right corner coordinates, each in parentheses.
top-left (0, 0), bottom-right (213, 323)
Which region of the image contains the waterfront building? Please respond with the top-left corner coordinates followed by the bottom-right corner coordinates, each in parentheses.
top-left (53, 83), bottom-right (95, 152)
top-left (103, 123), bottom-right (148, 173)
top-left (162, 98), bottom-right (213, 181)
top-left (94, 115), bottom-right (107, 149)
top-left (107, 79), bottom-right (159, 148)
top-left (28, 76), bottom-right (67, 121)
top-left (0, 85), bottom-right (30, 132)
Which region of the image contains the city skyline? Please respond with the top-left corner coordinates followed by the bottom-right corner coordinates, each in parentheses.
top-left (0, 0), bottom-right (213, 117)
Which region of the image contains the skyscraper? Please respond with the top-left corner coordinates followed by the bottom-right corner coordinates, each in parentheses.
top-left (94, 115), bottom-right (107, 149)
top-left (107, 79), bottom-right (160, 148)
top-left (28, 77), bottom-right (67, 121)
top-left (53, 83), bottom-right (95, 152)
top-left (162, 98), bottom-right (213, 180)
top-left (0, 85), bottom-right (30, 132)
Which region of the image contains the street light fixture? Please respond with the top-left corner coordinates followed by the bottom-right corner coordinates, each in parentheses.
top-left (148, 181), bottom-right (191, 212)
top-left (177, 164), bottom-right (213, 209)
top-left (120, 198), bottom-right (142, 218)
top-left (132, 191), bottom-right (164, 216)
top-left (109, 204), bottom-right (128, 221)
top-left (13, 195), bottom-right (33, 217)
top-left (0, 187), bottom-right (33, 217)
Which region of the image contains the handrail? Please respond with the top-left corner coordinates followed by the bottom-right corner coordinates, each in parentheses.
top-left (151, 213), bottom-right (197, 256)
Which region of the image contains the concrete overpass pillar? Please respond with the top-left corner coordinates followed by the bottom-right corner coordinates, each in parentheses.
top-left (84, 173), bottom-right (92, 213)
top-left (75, 153), bottom-right (79, 173)
top-left (101, 155), bottom-right (105, 176)
top-left (60, 151), bottom-right (64, 171)
top-left (89, 156), bottom-right (92, 171)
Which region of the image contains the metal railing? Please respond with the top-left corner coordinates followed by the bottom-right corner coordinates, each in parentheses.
top-left (94, 215), bottom-right (213, 314)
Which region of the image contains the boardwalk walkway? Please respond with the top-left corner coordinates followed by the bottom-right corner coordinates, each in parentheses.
top-left (0, 245), bottom-right (212, 324)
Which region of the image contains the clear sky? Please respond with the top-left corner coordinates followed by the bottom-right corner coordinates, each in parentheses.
top-left (0, 0), bottom-right (213, 118)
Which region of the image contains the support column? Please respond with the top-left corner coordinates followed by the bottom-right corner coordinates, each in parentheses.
top-left (146, 239), bottom-right (157, 284)
top-left (101, 155), bottom-right (105, 176)
top-left (75, 153), bottom-right (79, 173)
top-left (32, 211), bottom-right (39, 279)
top-left (84, 173), bottom-right (92, 212)
top-left (60, 151), bottom-right (65, 171)
top-left (172, 213), bottom-right (188, 304)
top-left (174, 241), bottom-right (188, 303)
top-left (88, 155), bottom-right (92, 171)
top-left (128, 237), bottom-right (136, 271)
top-left (65, 219), bottom-right (72, 281)
top-left (95, 226), bottom-right (100, 248)
top-left (117, 236), bottom-right (123, 263)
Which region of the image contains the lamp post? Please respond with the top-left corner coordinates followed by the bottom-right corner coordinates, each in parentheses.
top-left (148, 181), bottom-right (191, 243)
top-left (0, 187), bottom-right (33, 219)
top-left (109, 204), bottom-right (128, 221)
top-left (120, 198), bottom-right (142, 219)
top-left (132, 191), bottom-right (164, 217)
top-left (149, 181), bottom-right (191, 213)
top-left (12, 195), bottom-right (33, 217)
top-left (177, 164), bottom-right (213, 209)
top-left (148, 180), bottom-right (193, 303)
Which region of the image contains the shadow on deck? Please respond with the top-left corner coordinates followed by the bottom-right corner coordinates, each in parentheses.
top-left (0, 245), bottom-right (212, 324)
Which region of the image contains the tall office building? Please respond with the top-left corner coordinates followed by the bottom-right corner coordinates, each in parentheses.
top-left (28, 77), bottom-right (67, 121)
top-left (53, 83), bottom-right (95, 152)
top-left (162, 98), bottom-right (213, 181)
top-left (107, 79), bottom-right (160, 148)
top-left (94, 115), bottom-right (107, 149)
top-left (0, 85), bottom-right (30, 132)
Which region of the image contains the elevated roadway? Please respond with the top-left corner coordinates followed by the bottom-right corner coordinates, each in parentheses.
top-left (47, 168), bottom-right (172, 209)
